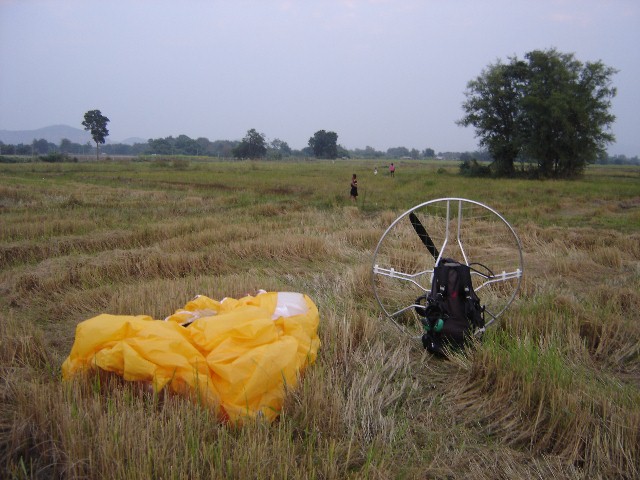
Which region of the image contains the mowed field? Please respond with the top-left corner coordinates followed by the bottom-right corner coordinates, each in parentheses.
top-left (1, 158), bottom-right (639, 479)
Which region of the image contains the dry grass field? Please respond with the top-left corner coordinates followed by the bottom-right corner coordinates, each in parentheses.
top-left (1, 158), bottom-right (639, 479)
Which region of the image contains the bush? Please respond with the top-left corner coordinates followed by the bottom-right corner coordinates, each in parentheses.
top-left (172, 158), bottom-right (190, 170)
top-left (0, 155), bottom-right (30, 164)
top-left (459, 158), bottom-right (491, 177)
top-left (39, 152), bottom-right (70, 163)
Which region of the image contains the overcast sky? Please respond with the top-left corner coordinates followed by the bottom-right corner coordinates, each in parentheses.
top-left (1, 0), bottom-right (638, 154)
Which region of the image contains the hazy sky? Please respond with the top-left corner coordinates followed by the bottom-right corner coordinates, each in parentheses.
top-left (1, 0), bottom-right (638, 154)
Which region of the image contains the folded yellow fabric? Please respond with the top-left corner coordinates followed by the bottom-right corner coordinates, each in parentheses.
top-left (62, 292), bottom-right (320, 423)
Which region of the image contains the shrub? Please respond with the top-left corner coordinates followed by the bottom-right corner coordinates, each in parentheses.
top-left (172, 158), bottom-right (190, 170)
top-left (459, 158), bottom-right (491, 177)
top-left (39, 152), bottom-right (69, 163)
top-left (0, 155), bottom-right (30, 164)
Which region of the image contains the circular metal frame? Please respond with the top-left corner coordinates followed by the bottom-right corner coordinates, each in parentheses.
top-left (372, 198), bottom-right (523, 335)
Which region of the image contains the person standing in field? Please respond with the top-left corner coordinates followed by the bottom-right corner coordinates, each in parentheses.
top-left (389, 163), bottom-right (395, 177)
top-left (350, 173), bottom-right (358, 202)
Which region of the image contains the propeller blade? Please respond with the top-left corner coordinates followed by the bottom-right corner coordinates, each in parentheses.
top-left (409, 212), bottom-right (439, 260)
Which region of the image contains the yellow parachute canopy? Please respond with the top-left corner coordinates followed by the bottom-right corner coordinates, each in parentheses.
top-left (62, 291), bottom-right (320, 423)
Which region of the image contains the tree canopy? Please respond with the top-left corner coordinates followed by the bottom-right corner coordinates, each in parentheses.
top-left (458, 48), bottom-right (617, 178)
top-left (82, 110), bottom-right (110, 161)
top-left (268, 138), bottom-right (292, 159)
top-left (233, 129), bottom-right (267, 159)
top-left (308, 130), bottom-right (338, 159)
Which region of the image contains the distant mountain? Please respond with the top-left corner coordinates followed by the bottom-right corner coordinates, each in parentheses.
top-left (0, 125), bottom-right (92, 145)
top-left (0, 126), bottom-right (149, 146)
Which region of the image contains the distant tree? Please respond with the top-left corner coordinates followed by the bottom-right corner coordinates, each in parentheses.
top-left (422, 148), bottom-right (435, 158)
top-left (353, 146), bottom-right (384, 158)
top-left (294, 146), bottom-right (314, 157)
top-left (601, 154), bottom-right (639, 166)
top-left (196, 137), bottom-right (213, 155)
top-left (32, 138), bottom-right (54, 154)
top-left (148, 137), bottom-right (174, 155)
top-left (82, 109), bottom-right (110, 161)
top-left (102, 142), bottom-right (138, 155)
top-left (174, 134), bottom-right (199, 155)
top-left (210, 140), bottom-right (239, 157)
top-left (59, 139), bottom-right (85, 155)
top-left (268, 138), bottom-right (292, 159)
top-left (308, 130), bottom-right (338, 159)
top-left (233, 129), bottom-right (267, 158)
top-left (458, 49), bottom-right (617, 178)
top-left (59, 138), bottom-right (73, 154)
top-left (386, 146), bottom-right (410, 158)
top-left (6, 143), bottom-right (30, 155)
top-left (337, 145), bottom-right (350, 158)
top-left (0, 142), bottom-right (15, 155)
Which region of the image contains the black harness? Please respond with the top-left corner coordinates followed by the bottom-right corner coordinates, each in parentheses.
top-left (416, 259), bottom-right (485, 356)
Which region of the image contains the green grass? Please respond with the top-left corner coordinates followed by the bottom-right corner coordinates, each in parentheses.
top-left (1, 158), bottom-right (639, 479)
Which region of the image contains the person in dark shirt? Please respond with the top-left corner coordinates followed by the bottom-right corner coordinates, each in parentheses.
top-left (350, 173), bottom-right (358, 201)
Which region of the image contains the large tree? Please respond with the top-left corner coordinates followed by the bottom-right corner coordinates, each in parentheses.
top-left (458, 49), bottom-right (617, 178)
top-left (82, 109), bottom-right (110, 161)
top-left (308, 130), bottom-right (338, 159)
top-left (457, 59), bottom-right (527, 175)
top-left (268, 138), bottom-right (292, 159)
top-left (233, 128), bottom-right (267, 159)
top-left (520, 49), bottom-right (617, 177)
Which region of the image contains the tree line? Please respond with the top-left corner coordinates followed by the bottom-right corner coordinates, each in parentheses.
top-left (0, 130), bottom-right (444, 160)
top-left (1, 49), bottom-right (630, 173)
top-left (1, 135), bottom-right (635, 166)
